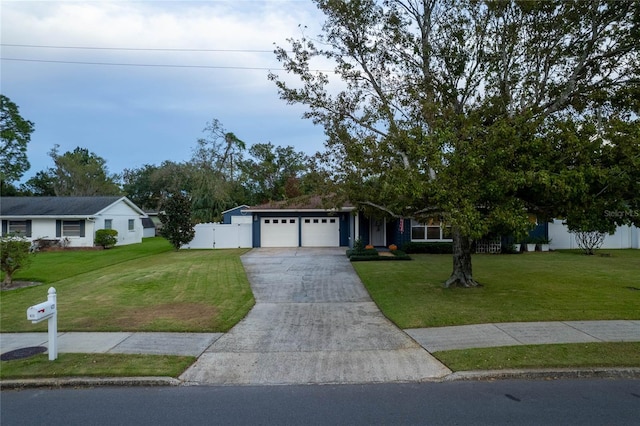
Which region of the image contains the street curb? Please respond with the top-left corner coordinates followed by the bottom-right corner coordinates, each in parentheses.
top-left (0, 376), bottom-right (181, 389)
top-left (3, 368), bottom-right (640, 389)
top-left (443, 367), bottom-right (640, 382)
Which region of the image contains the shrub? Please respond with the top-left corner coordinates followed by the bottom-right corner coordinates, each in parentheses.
top-left (1, 235), bottom-right (33, 286)
top-left (346, 248), bottom-right (379, 258)
top-left (401, 242), bottom-right (453, 254)
top-left (350, 250), bottom-right (411, 262)
top-left (95, 229), bottom-right (118, 249)
top-left (353, 237), bottom-right (365, 252)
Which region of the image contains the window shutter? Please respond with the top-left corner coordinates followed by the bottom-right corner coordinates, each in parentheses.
top-left (56, 220), bottom-right (62, 237)
top-left (26, 220), bottom-right (32, 237)
top-left (1, 220), bottom-right (6, 236)
top-left (79, 220), bottom-right (86, 237)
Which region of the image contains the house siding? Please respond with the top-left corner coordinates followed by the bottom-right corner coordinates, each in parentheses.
top-left (96, 202), bottom-right (144, 246)
top-left (222, 205), bottom-right (250, 224)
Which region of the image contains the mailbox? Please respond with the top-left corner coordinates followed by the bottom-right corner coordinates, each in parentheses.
top-left (27, 301), bottom-right (56, 323)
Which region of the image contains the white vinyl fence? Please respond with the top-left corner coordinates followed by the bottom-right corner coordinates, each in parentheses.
top-left (182, 218), bottom-right (253, 249)
top-left (548, 220), bottom-right (640, 250)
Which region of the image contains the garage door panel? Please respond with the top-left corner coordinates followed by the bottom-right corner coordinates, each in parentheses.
top-left (261, 218), bottom-right (298, 247)
top-left (301, 217), bottom-right (339, 247)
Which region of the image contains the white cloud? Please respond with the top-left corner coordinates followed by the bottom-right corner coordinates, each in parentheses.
top-left (1, 1), bottom-right (331, 177)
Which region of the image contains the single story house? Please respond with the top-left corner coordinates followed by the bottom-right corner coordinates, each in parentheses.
top-left (1, 196), bottom-right (148, 247)
top-left (234, 197), bottom-right (453, 248)
top-left (188, 197), bottom-right (639, 250)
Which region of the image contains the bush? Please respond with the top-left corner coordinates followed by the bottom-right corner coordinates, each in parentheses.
top-left (346, 248), bottom-right (379, 258)
top-left (401, 242), bottom-right (453, 254)
top-left (350, 251), bottom-right (411, 262)
top-left (1, 235), bottom-right (33, 286)
top-left (95, 229), bottom-right (118, 249)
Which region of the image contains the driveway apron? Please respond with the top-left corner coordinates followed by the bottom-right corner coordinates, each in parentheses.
top-left (180, 248), bottom-right (450, 385)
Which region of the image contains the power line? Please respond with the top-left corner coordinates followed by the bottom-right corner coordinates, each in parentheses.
top-left (0, 43), bottom-right (276, 53)
top-left (0, 57), bottom-right (333, 73)
top-left (0, 57), bottom-right (280, 70)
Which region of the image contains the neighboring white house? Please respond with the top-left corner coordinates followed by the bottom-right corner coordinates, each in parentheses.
top-left (1, 196), bottom-right (148, 247)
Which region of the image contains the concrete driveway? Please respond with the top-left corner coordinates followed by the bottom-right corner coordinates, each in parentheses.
top-left (180, 248), bottom-right (450, 385)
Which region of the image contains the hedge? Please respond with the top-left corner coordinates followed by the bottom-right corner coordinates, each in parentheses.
top-left (346, 248), bottom-right (379, 259)
top-left (401, 242), bottom-right (453, 254)
top-left (348, 249), bottom-right (411, 262)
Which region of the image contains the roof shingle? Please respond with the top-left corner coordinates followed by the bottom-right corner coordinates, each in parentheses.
top-left (1, 197), bottom-right (126, 216)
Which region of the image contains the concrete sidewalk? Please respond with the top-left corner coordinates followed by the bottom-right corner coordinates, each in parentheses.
top-left (2, 320), bottom-right (638, 359)
top-left (0, 332), bottom-right (223, 357)
top-left (405, 320), bottom-right (640, 352)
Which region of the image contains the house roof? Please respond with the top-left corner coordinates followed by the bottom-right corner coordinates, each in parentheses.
top-left (141, 217), bottom-right (156, 229)
top-left (221, 205), bottom-right (250, 215)
top-left (0, 196), bottom-right (146, 218)
top-left (244, 195), bottom-right (355, 213)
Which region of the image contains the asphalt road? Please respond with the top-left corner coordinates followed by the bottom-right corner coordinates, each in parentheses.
top-left (2, 380), bottom-right (639, 425)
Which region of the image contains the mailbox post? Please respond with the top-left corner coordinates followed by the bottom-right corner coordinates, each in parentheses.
top-left (26, 287), bottom-right (58, 361)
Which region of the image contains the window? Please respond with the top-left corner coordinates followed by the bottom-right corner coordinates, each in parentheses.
top-left (411, 222), bottom-right (426, 240)
top-left (104, 219), bottom-right (112, 230)
top-left (63, 221), bottom-right (82, 237)
top-left (8, 220), bottom-right (30, 236)
top-left (330, 219), bottom-right (336, 223)
top-left (305, 219), bottom-right (310, 223)
top-left (128, 219), bottom-right (135, 231)
top-left (55, 220), bottom-right (85, 237)
top-left (321, 219), bottom-right (327, 223)
top-left (411, 218), bottom-right (452, 241)
top-left (265, 219), bottom-right (270, 224)
top-left (289, 219), bottom-right (295, 224)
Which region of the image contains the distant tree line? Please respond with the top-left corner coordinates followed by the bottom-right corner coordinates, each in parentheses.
top-left (1, 112), bottom-right (320, 223)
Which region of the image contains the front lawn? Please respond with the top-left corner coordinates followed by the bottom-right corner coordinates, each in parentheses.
top-left (1, 239), bottom-right (255, 333)
top-left (354, 250), bottom-right (640, 328)
top-left (0, 353), bottom-right (195, 380)
top-left (433, 342), bottom-right (640, 371)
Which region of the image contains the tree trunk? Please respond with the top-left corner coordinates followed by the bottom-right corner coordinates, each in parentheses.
top-left (2, 270), bottom-right (13, 287)
top-left (444, 227), bottom-right (481, 288)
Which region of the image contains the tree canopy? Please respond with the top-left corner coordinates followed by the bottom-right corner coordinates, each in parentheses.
top-left (49, 145), bottom-right (121, 196)
top-left (271, 0), bottom-right (639, 287)
top-left (240, 142), bottom-right (309, 204)
top-left (0, 95), bottom-right (34, 184)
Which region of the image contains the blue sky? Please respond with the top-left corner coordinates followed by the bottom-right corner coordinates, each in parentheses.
top-left (1, 0), bottom-right (328, 182)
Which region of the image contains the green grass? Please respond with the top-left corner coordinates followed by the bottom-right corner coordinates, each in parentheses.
top-left (353, 250), bottom-right (640, 328)
top-left (0, 353), bottom-right (195, 379)
top-left (1, 239), bottom-right (255, 332)
top-left (433, 342), bottom-right (640, 371)
top-left (4, 237), bottom-right (174, 284)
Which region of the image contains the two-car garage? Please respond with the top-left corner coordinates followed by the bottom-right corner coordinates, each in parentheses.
top-left (260, 216), bottom-right (340, 247)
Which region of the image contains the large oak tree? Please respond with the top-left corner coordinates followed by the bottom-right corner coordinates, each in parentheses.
top-left (271, 0), bottom-right (639, 287)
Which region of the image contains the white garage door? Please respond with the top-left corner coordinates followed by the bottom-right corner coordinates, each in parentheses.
top-left (301, 217), bottom-right (340, 247)
top-left (261, 218), bottom-right (299, 247)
